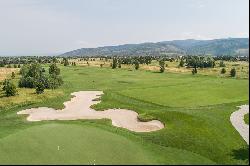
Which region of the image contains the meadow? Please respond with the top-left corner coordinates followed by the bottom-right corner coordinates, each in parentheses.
top-left (0, 62), bottom-right (249, 164)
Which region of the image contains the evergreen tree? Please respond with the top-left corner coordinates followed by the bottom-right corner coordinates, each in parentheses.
top-left (230, 68), bottom-right (236, 77)
top-left (112, 58), bottom-right (117, 69)
top-left (159, 59), bottom-right (165, 73)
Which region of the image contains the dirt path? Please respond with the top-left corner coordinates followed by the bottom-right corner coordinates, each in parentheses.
top-left (17, 91), bottom-right (164, 132)
top-left (230, 105), bottom-right (249, 145)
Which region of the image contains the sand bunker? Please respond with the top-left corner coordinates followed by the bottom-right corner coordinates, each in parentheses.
top-left (230, 105), bottom-right (249, 145)
top-left (17, 91), bottom-right (164, 132)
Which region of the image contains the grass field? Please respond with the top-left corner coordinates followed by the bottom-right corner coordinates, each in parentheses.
top-left (0, 68), bottom-right (19, 81)
top-left (70, 58), bottom-right (249, 79)
top-left (0, 64), bottom-right (249, 164)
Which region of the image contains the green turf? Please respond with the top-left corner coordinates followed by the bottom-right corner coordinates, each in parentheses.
top-left (0, 123), bottom-right (214, 165)
top-left (244, 113), bottom-right (249, 125)
top-left (0, 65), bottom-right (249, 164)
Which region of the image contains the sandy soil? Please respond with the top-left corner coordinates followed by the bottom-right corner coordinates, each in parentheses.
top-left (230, 105), bottom-right (249, 145)
top-left (17, 91), bottom-right (164, 132)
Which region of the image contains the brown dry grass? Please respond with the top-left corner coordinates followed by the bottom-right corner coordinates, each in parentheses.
top-left (0, 68), bottom-right (19, 81)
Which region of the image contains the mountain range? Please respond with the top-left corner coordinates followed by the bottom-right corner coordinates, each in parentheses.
top-left (61, 38), bottom-right (249, 57)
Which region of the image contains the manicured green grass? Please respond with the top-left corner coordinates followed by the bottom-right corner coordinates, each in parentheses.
top-left (0, 65), bottom-right (249, 164)
top-left (0, 123), bottom-right (214, 165)
top-left (244, 113), bottom-right (249, 124)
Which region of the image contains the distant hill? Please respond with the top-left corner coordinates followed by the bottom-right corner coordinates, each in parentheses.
top-left (61, 38), bottom-right (249, 57)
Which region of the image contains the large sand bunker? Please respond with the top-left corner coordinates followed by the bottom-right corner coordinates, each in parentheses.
top-left (17, 91), bottom-right (164, 132)
top-left (230, 105), bottom-right (249, 145)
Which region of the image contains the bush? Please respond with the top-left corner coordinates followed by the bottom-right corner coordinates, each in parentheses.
top-left (35, 81), bottom-right (45, 94)
top-left (19, 76), bottom-right (36, 88)
top-left (11, 72), bottom-right (15, 79)
top-left (2, 79), bottom-right (18, 97)
top-left (230, 68), bottom-right (236, 77)
top-left (221, 68), bottom-right (226, 74)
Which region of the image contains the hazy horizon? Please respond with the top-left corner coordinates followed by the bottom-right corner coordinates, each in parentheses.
top-left (0, 0), bottom-right (249, 56)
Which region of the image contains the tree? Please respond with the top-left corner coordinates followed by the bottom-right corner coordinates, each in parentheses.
top-left (219, 61), bottom-right (226, 67)
top-left (35, 81), bottom-right (45, 94)
top-left (48, 63), bottom-right (63, 89)
top-left (63, 58), bottom-right (69, 66)
top-left (192, 66), bottom-right (197, 75)
top-left (230, 68), bottom-right (236, 77)
top-left (2, 79), bottom-right (18, 97)
top-left (221, 68), bottom-right (226, 74)
top-left (159, 59), bottom-right (165, 73)
top-left (179, 59), bottom-right (185, 67)
top-left (11, 72), bottom-right (15, 79)
top-left (134, 61), bottom-right (139, 70)
top-left (112, 58), bottom-right (117, 69)
top-left (52, 57), bottom-right (58, 63)
top-left (49, 63), bottom-right (60, 75)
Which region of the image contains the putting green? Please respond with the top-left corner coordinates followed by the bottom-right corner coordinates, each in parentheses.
top-left (0, 123), bottom-right (214, 165)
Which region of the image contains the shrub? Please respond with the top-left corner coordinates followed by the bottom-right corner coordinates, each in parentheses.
top-left (35, 81), bottom-right (45, 94)
top-left (230, 68), bottom-right (236, 77)
top-left (11, 72), bottom-right (15, 79)
top-left (221, 68), bottom-right (226, 74)
top-left (19, 76), bottom-right (36, 88)
top-left (2, 79), bottom-right (18, 97)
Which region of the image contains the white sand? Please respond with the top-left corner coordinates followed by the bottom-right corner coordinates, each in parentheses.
top-left (230, 105), bottom-right (249, 145)
top-left (17, 91), bottom-right (164, 132)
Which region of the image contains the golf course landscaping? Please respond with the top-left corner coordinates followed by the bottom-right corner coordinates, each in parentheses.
top-left (0, 65), bottom-right (249, 164)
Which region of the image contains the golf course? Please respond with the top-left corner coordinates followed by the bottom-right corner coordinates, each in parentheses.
top-left (0, 64), bottom-right (249, 164)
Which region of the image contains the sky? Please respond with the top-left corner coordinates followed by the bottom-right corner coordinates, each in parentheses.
top-left (0, 0), bottom-right (249, 56)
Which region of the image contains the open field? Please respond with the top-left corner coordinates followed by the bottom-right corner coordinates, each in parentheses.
top-left (0, 64), bottom-right (249, 164)
top-left (69, 58), bottom-right (249, 79)
top-left (0, 68), bottom-right (19, 81)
